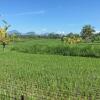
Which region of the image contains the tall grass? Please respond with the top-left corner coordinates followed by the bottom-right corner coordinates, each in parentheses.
top-left (11, 39), bottom-right (100, 58)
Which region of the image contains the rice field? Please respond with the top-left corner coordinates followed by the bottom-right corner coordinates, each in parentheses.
top-left (0, 39), bottom-right (100, 99)
top-left (12, 39), bottom-right (100, 57)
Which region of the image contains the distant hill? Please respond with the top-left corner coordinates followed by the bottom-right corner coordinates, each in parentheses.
top-left (25, 31), bottom-right (36, 35)
top-left (8, 30), bottom-right (21, 35)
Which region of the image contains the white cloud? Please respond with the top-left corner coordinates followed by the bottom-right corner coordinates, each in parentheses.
top-left (42, 28), bottom-right (47, 32)
top-left (96, 31), bottom-right (100, 33)
top-left (3, 10), bottom-right (45, 17)
top-left (56, 31), bottom-right (65, 34)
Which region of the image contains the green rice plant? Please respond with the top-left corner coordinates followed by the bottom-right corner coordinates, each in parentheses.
top-left (11, 39), bottom-right (100, 58)
top-left (0, 39), bottom-right (100, 99)
top-left (0, 46), bottom-right (100, 99)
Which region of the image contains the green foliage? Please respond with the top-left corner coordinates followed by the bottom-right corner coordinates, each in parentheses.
top-left (92, 33), bottom-right (100, 43)
top-left (0, 20), bottom-right (11, 45)
top-left (0, 48), bottom-right (100, 99)
top-left (47, 32), bottom-right (61, 39)
top-left (11, 39), bottom-right (100, 58)
top-left (67, 32), bottom-right (80, 38)
top-left (80, 25), bottom-right (95, 42)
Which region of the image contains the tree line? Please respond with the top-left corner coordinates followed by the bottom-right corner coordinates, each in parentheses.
top-left (12, 25), bottom-right (100, 43)
top-left (0, 22), bottom-right (100, 46)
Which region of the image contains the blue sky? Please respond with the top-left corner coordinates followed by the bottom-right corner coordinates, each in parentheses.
top-left (0, 0), bottom-right (100, 34)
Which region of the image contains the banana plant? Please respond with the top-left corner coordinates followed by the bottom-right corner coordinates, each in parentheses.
top-left (0, 20), bottom-right (11, 51)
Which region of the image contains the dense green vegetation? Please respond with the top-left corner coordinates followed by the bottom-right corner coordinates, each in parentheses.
top-left (0, 39), bottom-right (100, 99)
top-left (11, 39), bottom-right (100, 58)
top-left (0, 22), bottom-right (100, 99)
top-left (0, 46), bottom-right (100, 99)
